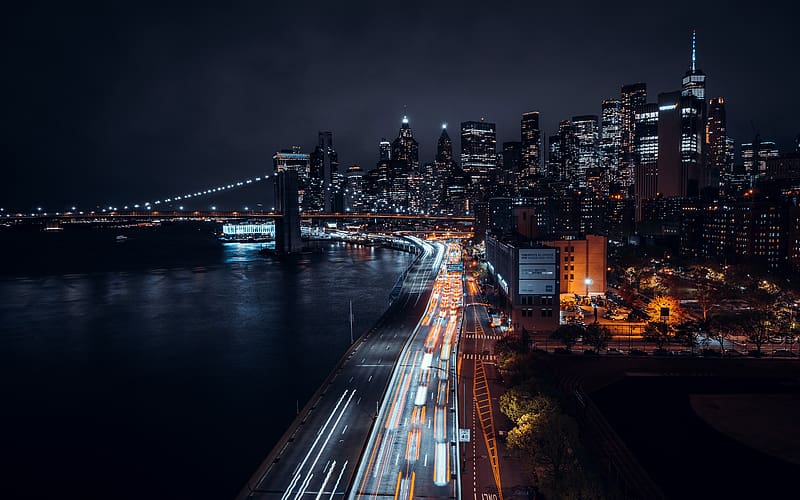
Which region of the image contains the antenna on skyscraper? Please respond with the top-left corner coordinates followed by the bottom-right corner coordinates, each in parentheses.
top-left (691, 29), bottom-right (697, 71)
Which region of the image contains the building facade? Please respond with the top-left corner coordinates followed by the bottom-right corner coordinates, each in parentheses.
top-left (600, 99), bottom-right (622, 195)
top-left (572, 115), bottom-right (600, 189)
top-left (485, 235), bottom-right (560, 334)
top-left (521, 111), bottom-right (541, 179)
top-left (620, 82), bottom-right (647, 194)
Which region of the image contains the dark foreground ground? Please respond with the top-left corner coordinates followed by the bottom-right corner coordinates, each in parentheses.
top-left (592, 374), bottom-right (800, 499)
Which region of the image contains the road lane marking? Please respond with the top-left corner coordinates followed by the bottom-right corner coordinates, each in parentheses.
top-left (315, 459), bottom-right (336, 500)
top-left (327, 460), bottom-right (347, 500)
top-left (282, 390), bottom-right (354, 500)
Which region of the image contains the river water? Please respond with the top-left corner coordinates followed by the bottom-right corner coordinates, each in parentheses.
top-left (0, 223), bottom-right (414, 499)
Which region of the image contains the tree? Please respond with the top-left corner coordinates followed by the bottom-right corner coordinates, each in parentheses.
top-left (705, 314), bottom-right (737, 354)
top-left (743, 289), bottom-right (780, 355)
top-left (533, 411), bottom-right (580, 491)
top-left (506, 411), bottom-right (538, 454)
top-left (695, 282), bottom-right (717, 322)
top-left (742, 310), bottom-right (773, 355)
top-left (618, 254), bottom-right (652, 294)
top-left (643, 320), bottom-right (674, 350)
top-left (584, 323), bottom-right (612, 353)
top-left (675, 320), bottom-right (705, 353)
top-left (500, 389), bottom-right (558, 424)
top-left (646, 295), bottom-right (684, 324)
top-left (550, 324), bottom-right (585, 351)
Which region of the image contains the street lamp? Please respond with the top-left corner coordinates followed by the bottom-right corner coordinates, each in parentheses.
top-left (584, 277), bottom-right (593, 302)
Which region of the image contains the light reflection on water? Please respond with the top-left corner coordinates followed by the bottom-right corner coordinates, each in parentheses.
top-left (0, 240), bottom-right (413, 500)
top-left (222, 241), bottom-right (274, 263)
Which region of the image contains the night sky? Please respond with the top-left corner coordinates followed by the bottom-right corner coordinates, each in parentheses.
top-left (2, 1), bottom-right (798, 210)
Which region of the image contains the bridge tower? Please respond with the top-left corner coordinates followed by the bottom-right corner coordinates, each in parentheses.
top-left (274, 170), bottom-right (303, 253)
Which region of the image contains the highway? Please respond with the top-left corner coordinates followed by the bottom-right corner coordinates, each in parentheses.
top-left (458, 275), bottom-right (509, 500)
top-left (349, 242), bottom-right (464, 500)
top-left (237, 237), bottom-right (445, 499)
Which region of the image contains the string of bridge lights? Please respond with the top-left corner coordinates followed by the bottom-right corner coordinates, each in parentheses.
top-left (3, 174), bottom-right (273, 217)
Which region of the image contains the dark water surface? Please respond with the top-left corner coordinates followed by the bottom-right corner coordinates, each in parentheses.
top-left (0, 224), bottom-right (413, 499)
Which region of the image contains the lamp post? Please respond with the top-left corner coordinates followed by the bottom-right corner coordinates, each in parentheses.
top-left (584, 277), bottom-right (593, 304)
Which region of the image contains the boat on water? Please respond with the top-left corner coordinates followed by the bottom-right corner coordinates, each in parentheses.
top-left (115, 235), bottom-right (129, 243)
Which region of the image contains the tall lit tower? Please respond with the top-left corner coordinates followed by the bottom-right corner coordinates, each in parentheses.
top-left (706, 97), bottom-right (727, 189)
top-left (310, 131), bottom-right (341, 212)
top-left (435, 123), bottom-right (454, 178)
top-left (571, 115), bottom-right (599, 189)
top-left (548, 120), bottom-right (575, 181)
top-left (600, 99), bottom-right (622, 193)
top-left (620, 83), bottom-right (647, 194)
top-left (521, 111), bottom-right (541, 178)
top-left (460, 119), bottom-right (497, 184)
top-left (391, 116), bottom-right (419, 171)
top-left (682, 30), bottom-right (706, 101)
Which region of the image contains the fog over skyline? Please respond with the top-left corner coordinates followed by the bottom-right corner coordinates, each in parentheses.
top-left (2, 0), bottom-right (798, 209)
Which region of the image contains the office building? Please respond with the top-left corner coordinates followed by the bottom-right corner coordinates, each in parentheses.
top-left (461, 119), bottom-right (497, 183)
top-left (656, 91), bottom-right (706, 198)
top-left (540, 235), bottom-right (607, 298)
top-left (572, 115), bottom-right (600, 189)
top-left (391, 116), bottom-right (419, 171)
top-left (485, 236), bottom-right (560, 334)
top-left (548, 120), bottom-right (575, 181)
top-left (600, 99), bottom-right (621, 194)
top-left (633, 102), bottom-right (659, 220)
top-left (309, 131), bottom-right (341, 212)
top-left (344, 165), bottom-right (366, 212)
top-left (742, 140), bottom-right (780, 182)
top-left (379, 139), bottom-right (391, 162)
top-left (461, 120), bottom-right (497, 207)
top-left (502, 141), bottom-right (522, 188)
top-left (521, 111), bottom-right (541, 178)
top-left (620, 82), bottom-right (647, 194)
top-left (435, 124), bottom-right (455, 179)
top-left (706, 97), bottom-right (727, 193)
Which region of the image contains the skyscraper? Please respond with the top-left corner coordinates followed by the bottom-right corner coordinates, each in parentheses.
top-left (460, 119), bottom-right (497, 185)
top-left (502, 141), bottom-right (522, 188)
top-left (655, 91), bottom-right (706, 198)
top-left (521, 111), bottom-right (541, 178)
top-left (571, 115), bottom-right (599, 188)
top-left (379, 139), bottom-right (391, 161)
top-left (548, 120), bottom-right (575, 181)
top-left (706, 97), bottom-right (727, 191)
top-left (633, 102), bottom-right (659, 220)
top-left (345, 165), bottom-right (365, 212)
top-left (600, 99), bottom-right (622, 193)
top-left (742, 140), bottom-right (780, 181)
top-left (435, 124), bottom-right (455, 178)
top-left (309, 131), bottom-right (341, 212)
top-left (502, 142), bottom-right (522, 173)
top-left (391, 116), bottom-right (419, 171)
top-left (620, 82), bottom-right (647, 194)
top-left (682, 31), bottom-right (706, 102)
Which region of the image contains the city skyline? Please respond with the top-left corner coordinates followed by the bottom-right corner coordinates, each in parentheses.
top-left (3, 1), bottom-right (799, 208)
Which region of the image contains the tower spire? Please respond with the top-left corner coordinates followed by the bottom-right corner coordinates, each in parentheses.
top-left (691, 29), bottom-right (696, 72)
